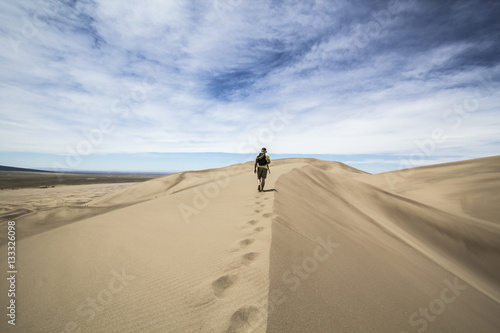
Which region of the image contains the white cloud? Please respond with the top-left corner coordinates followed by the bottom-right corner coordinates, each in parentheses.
top-left (0, 0), bottom-right (499, 166)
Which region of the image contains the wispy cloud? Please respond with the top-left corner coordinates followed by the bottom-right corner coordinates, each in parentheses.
top-left (0, 0), bottom-right (499, 171)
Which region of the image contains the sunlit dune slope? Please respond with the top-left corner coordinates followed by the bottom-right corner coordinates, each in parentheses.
top-left (1, 156), bottom-right (499, 333)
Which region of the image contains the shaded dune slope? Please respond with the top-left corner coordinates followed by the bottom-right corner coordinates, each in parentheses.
top-left (267, 158), bottom-right (500, 332)
top-left (359, 155), bottom-right (500, 223)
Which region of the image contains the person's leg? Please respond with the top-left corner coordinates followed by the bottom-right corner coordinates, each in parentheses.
top-left (259, 168), bottom-right (267, 191)
top-left (257, 169), bottom-right (262, 191)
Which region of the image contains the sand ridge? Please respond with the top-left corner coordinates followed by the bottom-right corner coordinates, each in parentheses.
top-left (1, 157), bottom-right (499, 332)
top-left (0, 162), bottom-right (306, 332)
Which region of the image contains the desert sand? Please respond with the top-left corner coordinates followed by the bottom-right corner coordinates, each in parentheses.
top-left (0, 183), bottom-right (138, 242)
top-left (1, 156), bottom-right (499, 332)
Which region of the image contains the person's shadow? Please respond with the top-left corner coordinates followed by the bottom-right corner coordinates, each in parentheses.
top-left (262, 189), bottom-right (277, 192)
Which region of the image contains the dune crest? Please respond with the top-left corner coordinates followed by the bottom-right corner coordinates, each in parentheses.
top-left (1, 156), bottom-right (499, 332)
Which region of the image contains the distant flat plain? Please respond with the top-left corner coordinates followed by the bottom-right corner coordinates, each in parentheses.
top-left (0, 168), bottom-right (165, 189)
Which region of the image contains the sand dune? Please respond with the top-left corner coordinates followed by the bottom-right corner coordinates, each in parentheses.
top-left (268, 160), bottom-right (500, 332)
top-left (1, 157), bottom-right (499, 332)
top-left (0, 183), bottom-right (136, 244)
top-left (358, 155), bottom-right (500, 223)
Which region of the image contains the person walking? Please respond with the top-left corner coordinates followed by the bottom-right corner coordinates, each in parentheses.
top-left (254, 147), bottom-right (271, 192)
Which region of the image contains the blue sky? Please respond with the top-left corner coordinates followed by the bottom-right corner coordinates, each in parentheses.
top-left (0, 0), bottom-right (499, 173)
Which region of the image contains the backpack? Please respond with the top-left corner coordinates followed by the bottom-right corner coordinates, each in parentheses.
top-left (256, 153), bottom-right (268, 166)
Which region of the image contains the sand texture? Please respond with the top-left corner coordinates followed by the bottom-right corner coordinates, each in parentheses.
top-left (1, 157), bottom-right (499, 332)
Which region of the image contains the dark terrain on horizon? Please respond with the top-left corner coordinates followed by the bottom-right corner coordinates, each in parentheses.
top-left (0, 165), bottom-right (166, 189)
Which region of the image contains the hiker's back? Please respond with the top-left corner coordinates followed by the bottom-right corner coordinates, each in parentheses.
top-left (256, 152), bottom-right (270, 168)
top-left (256, 152), bottom-right (268, 166)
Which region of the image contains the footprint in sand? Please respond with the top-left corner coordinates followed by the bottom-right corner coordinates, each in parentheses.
top-left (240, 220), bottom-right (258, 233)
top-left (239, 238), bottom-right (255, 248)
top-left (262, 213), bottom-right (276, 218)
top-left (259, 204), bottom-right (266, 208)
top-left (225, 251), bottom-right (261, 271)
top-left (241, 252), bottom-right (259, 265)
top-left (254, 209), bottom-right (261, 213)
top-left (244, 226), bottom-right (264, 236)
top-left (227, 238), bottom-right (255, 252)
top-left (226, 306), bottom-right (263, 332)
top-left (254, 226), bottom-right (264, 233)
top-left (212, 274), bottom-right (238, 298)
